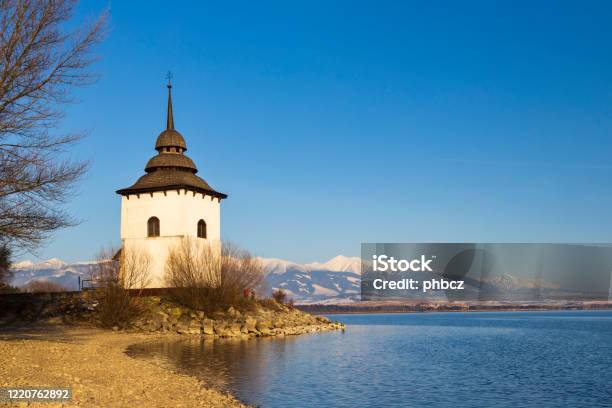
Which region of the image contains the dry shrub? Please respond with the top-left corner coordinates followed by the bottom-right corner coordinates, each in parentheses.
top-left (287, 298), bottom-right (295, 309)
top-left (272, 289), bottom-right (287, 304)
top-left (165, 238), bottom-right (265, 312)
top-left (271, 288), bottom-right (295, 308)
top-left (22, 280), bottom-right (68, 293)
top-left (92, 246), bottom-right (152, 328)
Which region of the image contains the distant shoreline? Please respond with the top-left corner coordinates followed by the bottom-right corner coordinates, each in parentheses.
top-left (297, 300), bottom-right (612, 315)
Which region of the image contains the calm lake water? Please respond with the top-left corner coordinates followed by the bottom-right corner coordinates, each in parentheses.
top-left (126, 311), bottom-right (612, 407)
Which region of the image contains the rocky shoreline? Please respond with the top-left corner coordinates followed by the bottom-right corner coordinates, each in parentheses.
top-left (128, 297), bottom-right (345, 338)
top-left (0, 296), bottom-right (344, 407)
top-left (0, 292), bottom-right (346, 338)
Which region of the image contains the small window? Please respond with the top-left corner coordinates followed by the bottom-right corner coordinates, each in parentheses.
top-left (147, 217), bottom-right (160, 237)
top-left (197, 219), bottom-right (207, 238)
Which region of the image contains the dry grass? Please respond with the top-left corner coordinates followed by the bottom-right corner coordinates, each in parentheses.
top-left (258, 297), bottom-right (285, 311)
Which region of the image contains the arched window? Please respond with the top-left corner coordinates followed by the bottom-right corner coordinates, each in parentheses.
top-left (147, 217), bottom-right (160, 237)
top-left (197, 219), bottom-right (207, 239)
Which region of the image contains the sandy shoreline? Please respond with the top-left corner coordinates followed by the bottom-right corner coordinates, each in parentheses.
top-left (0, 323), bottom-right (246, 407)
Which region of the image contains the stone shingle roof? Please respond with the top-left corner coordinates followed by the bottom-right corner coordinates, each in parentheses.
top-left (155, 129), bottom-right (187, 151)
top-left (117, 169), bottom-right (226, 198)
top-left (144, 153), bottom-right (196, 172)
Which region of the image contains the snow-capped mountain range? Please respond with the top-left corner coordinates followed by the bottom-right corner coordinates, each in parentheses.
top-left (258, 255), bottom-right (361, 275)
top-left (9, 255), bottom-right (362, 303)
top-left (10, 259), bottom-right (101, 291)
top-left (260, 255), bottom-right (361, 303)
top-left (8, 255), bottom-right (573, 303)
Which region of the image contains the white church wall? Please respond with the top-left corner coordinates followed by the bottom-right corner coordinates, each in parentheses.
top-left (122, 237), bottom-right (181, 287)
top-left (121, 190), bottom-right (220, 239)
top-left (120, 189), bottom-right (221, 287)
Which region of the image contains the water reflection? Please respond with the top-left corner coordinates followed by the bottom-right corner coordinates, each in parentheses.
top-left (126, 333), bottom-right (328, 397)
top-left (126, 312), bottom-right (612, 408)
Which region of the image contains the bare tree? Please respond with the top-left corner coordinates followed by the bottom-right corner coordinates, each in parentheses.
top-left (164, 237), bottom-right (221, 292)
top-left (0, 242), bottom-right (10, 283)
top-left (0, 242), bottom-right (17, 292)
top-left (165, 238), bottom-right (265, 312)
top-left (0, 0), bottom-right (107, 253)
top-left (92, 246), bottom-right (151, 328)
top-left (93, 246), bottom-right (152, 291)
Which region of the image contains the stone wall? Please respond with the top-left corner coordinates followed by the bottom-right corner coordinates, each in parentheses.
top-left (0, 291), bottom-right (96, 324)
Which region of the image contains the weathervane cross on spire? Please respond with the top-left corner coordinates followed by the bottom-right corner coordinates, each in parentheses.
top-left (166, 71), bottom-right (173, 88)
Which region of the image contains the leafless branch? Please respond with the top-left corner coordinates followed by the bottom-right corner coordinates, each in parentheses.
top-left (0, 0), bottom-right (107, 253)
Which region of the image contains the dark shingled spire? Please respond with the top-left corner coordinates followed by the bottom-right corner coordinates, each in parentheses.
top-left (155, 76), bottom-right (186, 151)
top-left (116, 78), bottom-right (227, 199)
top-left (166, 77), bottom-right (174, 130)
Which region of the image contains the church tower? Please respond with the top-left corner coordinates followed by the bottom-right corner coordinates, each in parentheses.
top-left (116, 80), bottom-right (227, 287)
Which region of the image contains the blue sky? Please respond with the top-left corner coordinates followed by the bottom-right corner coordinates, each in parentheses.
top-left (28, 1), bottom-right (612, 263)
